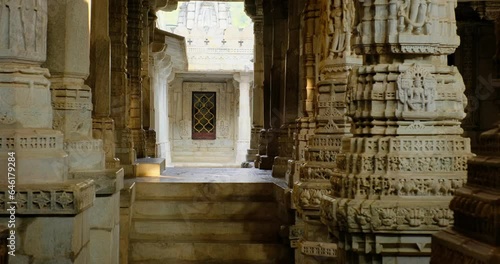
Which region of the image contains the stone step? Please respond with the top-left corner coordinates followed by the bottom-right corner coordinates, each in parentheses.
top-left (133, 200), bottom-right (279, 220)
top-left (134, 182), bottom-right (275, 201)
top-left (131, 219), bottom-right (282, 242)
top-left (130, 242), bottom-right (291, 263)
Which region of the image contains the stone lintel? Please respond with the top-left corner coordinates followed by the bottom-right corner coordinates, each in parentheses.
top-left (70, 168), bottom-right (124, 196)
top-left (0, 179), bottom-right (95, 215)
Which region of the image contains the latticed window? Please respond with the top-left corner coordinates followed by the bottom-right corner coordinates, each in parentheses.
top-left (192, 92), bottom-right (216, 139)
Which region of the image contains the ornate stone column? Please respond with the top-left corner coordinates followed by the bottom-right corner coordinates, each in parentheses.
top-left (290, 0), bottom-right (320, 186)
top-left (260, 0), bottom-right (288, 170)
top-left (150, 28), bottom-right (174, 163)
top-left (45, 1), bottom-right (124, 263)
top-left (45, 0), bottom-right (104, 172)
top-left (0, 0), bottom-right (67, 184)
top-left (292, 0), bottom-right (362, 261)
top-left (88, 0), bottom-right (120, 169)
top-left (142, 0), bottom-right (157, 158)
top-left (235, 72), bottom-right (253, 164)
top-left (272, 0), bottom-right (302, 179)
top-left (257, 0), bottom-right (273, 169)
top-left (245, 0), bottom-right (264, 164)
top-left (288, 1), bottom-right (322, 261)
top-left (431, 2), bottom-right (500, 263)
top-left (320, 0), bottom-right (471, 262)
top-left (110, 0), bottom-right (136, 176)
top-left (128, 0), bottom-right (146, 158)
top-left (0, 1), bottom-right (96, 262)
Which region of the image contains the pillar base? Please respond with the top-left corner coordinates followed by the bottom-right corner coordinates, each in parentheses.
top-left (272, 156), bottom-right (290, 178)
top-left (258, 155), bottom-right (275, 170)
top-left (246, 148), bottom-right (258, 162)
top-left (144, 130), bottom-right (157, 158)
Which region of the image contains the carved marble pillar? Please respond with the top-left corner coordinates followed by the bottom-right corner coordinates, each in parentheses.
top-left (289, 1), bottom-right (322, 262)
top-left (319, 0), bottom-right (471, 262)
top-left (142, 0), bottom-right (157, 158)
top-left (46, 2), bottom-right (125, 263)
top-left (45, 0), bottom-right (105, 172)
top-left (259, 0), bottom-right (288, 170)
top-left (235, 72), bottom-right (253, 164)
top-left (292, 0), bottom-right (362, 261)
top-left (128, 0), bottom-right (145, 158)
top-left (290, 0), bottom-right (320, 186)
top-left (247, 5), bottom-right (264, 163)
top-left (150, 28), bottom-right (173, 163)
top-left (0, 0), bottom-right (67, 184)
top-left (89, 0), bottom-right (120, 169)
top-left (0, 1), bottom-right (99, 262)
top-left (110, 0), bottom-right (136, 175)
top-left (272, 0), bottom-right (301, 179)
top-left (431, 3), bottom-right (500, 263)
top-left (258, 0), bottom-right (273, 169)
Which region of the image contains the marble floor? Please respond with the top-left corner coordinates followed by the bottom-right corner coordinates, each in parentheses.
top-left (130, 167), bottom-right (287, 187)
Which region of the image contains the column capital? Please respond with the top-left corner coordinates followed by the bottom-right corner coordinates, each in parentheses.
top-left (233, 72), bottom-right (253, 84)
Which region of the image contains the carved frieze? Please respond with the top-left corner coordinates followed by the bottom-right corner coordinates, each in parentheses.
top-left (334, 199), bottom-right (454, 232)
top-left (0, 179), bottom-right (95, 215)
top-left (293, 182), bottom-right (332, 211)
top-left (356, 0), bottom-right (461, 55)
top-left (300, 241), bottom-right (338, 258)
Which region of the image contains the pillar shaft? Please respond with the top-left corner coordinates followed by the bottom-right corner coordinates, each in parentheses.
top-left (0, 1), bottom-right (67, 184)
top-left (45, 0), bottom-right (105, 172)
top-left (110, 0), bottom-right (136, 174)
top-left (236, 73), bottom-right (253, 163)
top-left (248, 11), bottom-right (264, 163)
top-left (127, 0), bottom-right (145, 158)
top-left (89, 0), bottom-right (120, 169)
top-left (150, 28), bottom-right (173, 162)
top-left (273, 0), bottom-right (302, 178)
top-left (320, 0), bottom-right (471, 262)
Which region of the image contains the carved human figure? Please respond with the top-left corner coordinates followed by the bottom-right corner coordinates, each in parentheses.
top-left (397, 0), bottom-right (430, 34)
top-left (327, 0), bottom-right (356, 58)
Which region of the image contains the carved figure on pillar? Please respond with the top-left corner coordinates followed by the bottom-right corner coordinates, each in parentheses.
top-left (322, 0), bottom-right (356, 60)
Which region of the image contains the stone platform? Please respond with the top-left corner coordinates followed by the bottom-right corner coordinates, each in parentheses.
top-left (132, 167), bottom-right (287, 186)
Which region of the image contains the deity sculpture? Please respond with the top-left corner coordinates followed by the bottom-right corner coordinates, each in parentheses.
top-left (321, 0), bottom-right (356, 60)
top-left (397, 0), bottom-right (431, 34)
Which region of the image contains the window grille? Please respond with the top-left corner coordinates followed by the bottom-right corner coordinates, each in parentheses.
top-left (192, 92), bottom-right (216, 139)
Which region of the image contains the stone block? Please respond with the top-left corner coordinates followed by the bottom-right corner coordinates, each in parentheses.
top-left (135, 158), bottom-right (165, 177)
top-left (90, 229), bottom-right (113, 264)
top-left (90, 193), bottom-right (119, 229)
top-left (111, 224), bottom-right (120, 264)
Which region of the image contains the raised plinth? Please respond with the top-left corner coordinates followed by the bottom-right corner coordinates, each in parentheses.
top-left (135, 157), bottom-right (166, 177)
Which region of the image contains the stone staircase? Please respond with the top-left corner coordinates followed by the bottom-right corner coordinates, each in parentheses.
top-left (129, 181), bottom-right (292, 263)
